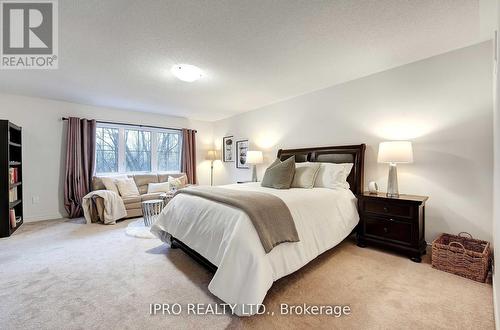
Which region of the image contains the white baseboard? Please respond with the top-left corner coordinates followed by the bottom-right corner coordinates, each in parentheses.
top-left (23, 213), bottom-right (65, 222)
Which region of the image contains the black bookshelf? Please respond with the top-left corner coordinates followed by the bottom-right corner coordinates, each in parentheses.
top-left (0, 120), bottom-right (23, 237)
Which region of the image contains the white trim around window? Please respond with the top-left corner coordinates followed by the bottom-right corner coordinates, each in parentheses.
top-left (95, 122), bottom-right (183, 175)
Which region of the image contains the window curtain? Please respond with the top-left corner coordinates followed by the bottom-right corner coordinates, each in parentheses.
top-left (181, 128), bottom-right (197, 184)
top-left (64, 117), bottom-right (96, 218)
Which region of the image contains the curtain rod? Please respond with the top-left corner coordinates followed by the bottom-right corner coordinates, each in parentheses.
top-left (61, 117), bottom-right (197, 133)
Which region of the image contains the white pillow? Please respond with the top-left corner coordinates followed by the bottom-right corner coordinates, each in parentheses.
top-left (291, 162), bottom-right (321, 189)
top-left (100, 175), bottom-right (128, 195)
top-left (147, 182), bottom-right (171, 194)
top-left (314, 163), bottom-right (353, 189)
top-left (178, 174), bottom-right (188, 186)
top-left (115, 178), bottom-right (140, 198)
top-left (168, 175), bottom-right (188, 189)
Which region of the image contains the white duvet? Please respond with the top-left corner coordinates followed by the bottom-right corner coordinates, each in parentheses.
top-left (151, 182), bottom-right (359, 316)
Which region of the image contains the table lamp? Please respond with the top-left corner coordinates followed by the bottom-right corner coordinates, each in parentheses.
top-left (377, 141), bottom-right (413, 198)
top-left (246, 151), bottom-right (263, 182)
top-left (206, 150), bottom-right (218, 186)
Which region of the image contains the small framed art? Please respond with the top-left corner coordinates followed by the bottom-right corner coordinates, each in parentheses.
top-left (222, 136), bottom-right (234, 162)
top-left (236, 139), bottom-right (249, 169)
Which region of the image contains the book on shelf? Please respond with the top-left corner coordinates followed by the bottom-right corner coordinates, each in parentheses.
top-left (9, 187), bottom-right (17, 202)
top-left (9, 167), bottom-right (18, 184)
top-left (10, 209), bottom-right (16, 229)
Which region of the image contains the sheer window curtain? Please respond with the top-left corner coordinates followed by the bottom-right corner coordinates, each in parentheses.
top-left (181, 128), bottom-right (197, 184)
top-left (64, 117), bottom-right (96, 218)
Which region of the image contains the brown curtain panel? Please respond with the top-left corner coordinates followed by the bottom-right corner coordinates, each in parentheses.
top-left (181, 128), bottom-right (197, 184)
top-left (64, 117), bottom-right (96, 218)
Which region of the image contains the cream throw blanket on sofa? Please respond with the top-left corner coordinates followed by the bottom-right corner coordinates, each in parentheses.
top-left (82, 190), bottom-right (127, 224)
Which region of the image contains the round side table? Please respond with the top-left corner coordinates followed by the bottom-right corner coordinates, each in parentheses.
top-left (141, 199), bottom-right (164, 227)
top-left (159, 192), bottom-right (176, 206)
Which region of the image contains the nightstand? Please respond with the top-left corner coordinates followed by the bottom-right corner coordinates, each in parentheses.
top-left (356, 192), bottom-right (429, 262)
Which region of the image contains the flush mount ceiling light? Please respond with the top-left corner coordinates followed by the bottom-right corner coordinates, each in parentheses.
top-left (171, 64), bottom-right (203, 82)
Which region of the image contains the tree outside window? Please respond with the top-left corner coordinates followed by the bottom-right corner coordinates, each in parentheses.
top-left (157, 131), bottom-right (181, 171)
top-left (95, 124), bottom-right (182, 174)
top-left (95, 127), bottom-right (119, 173)
top-left (125, 129), bottom-right (151, 172)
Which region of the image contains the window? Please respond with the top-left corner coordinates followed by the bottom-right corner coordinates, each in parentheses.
top-left (125, 129), bottom-right (151, 172)
top-left (95, 123), bottom-right (182, 174)
top-left (96, 127), bottom-right (119, 173)
top-left (157, 131), bottom-right (181, 172)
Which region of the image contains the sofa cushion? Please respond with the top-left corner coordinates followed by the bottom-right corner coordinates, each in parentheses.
top-left (133, 174), bottom-right (159, 194)
top-left (93, 173), bottom-right (187, 194)
top-left (116, 178), bottom-right (140, 197)
top-left (147, 182), bottom-right (170, 193)
top-left (125, 202), bottom-right (142, 210)
top-left (168, 175), bottom-right (188, 189)
top-left (158, 173), bottom-right (185, 183)
top-left (93, 175), bottom-right (132, 191)
top-left (141, 193), bottom-right (164, 201)
top-left (101, 175), bottom-right (129, 195)
top-left (122, 196), bottom-right (141, 205)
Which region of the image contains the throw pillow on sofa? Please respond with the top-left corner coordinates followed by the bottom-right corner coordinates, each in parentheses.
top-left (147, 182), bottom-right (171, 194)
top-left (100, 175), bottom-right (128, 195)
top-left (168, 175), bottom-right (188, 190)
top-left (115, 178), bottom-right (140, 198)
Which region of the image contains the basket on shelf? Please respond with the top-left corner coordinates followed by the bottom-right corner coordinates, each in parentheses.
top-left (431, 232), bottom-right (491, 283)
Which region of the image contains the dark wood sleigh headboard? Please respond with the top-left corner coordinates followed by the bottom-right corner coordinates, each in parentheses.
top-left (277, 144), bottom-right (366, 195)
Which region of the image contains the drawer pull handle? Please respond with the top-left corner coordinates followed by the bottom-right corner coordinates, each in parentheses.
top-left (383, 206), bottom-right (389, 212)
top-left (388, 218), bottom-right (395, 222)
top-left (383, 227), bottom-right (388, 233)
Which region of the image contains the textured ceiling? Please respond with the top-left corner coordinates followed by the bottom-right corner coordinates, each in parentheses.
top-left (0, 0), bottom-right (488, 121)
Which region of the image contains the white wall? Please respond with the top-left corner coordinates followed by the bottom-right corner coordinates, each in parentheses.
top-left (0, 42), bottom-right (493, 246)
top-left (0, 94), bottom-right (214, 222)
top-left (493, 1), bottom-right (500, 328)
top-left (213, 41), bottom-right (494, 243)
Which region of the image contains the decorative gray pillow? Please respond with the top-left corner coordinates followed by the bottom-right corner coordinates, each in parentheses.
top-left (261, 157), bottom-right (296, 189)
top-left (291, 162), bottom-right (321, 189)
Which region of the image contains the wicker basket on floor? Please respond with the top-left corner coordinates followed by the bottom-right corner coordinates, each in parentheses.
top-left (431, 232), bottom-right (490, 283)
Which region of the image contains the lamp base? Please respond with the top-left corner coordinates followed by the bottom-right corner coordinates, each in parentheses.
top-left (251, 165), bottom-right (258, 182)
top-left (210, 162), bottom-right (214, 186)
top-left (386, 163), bottom-right (399, 198)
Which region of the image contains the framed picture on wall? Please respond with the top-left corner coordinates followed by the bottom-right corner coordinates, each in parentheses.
top-left (222, 136), bottom-right (234, 162)
top-left (236, 139), bottom-right (249, 169)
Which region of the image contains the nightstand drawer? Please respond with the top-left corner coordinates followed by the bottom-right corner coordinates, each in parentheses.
top-left (363, 200), bottom-right (413, 219)
top-left (364, 217), bottom-right (412, 244)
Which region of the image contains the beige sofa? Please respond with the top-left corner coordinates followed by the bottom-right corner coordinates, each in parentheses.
top-left (92, 173), bottom-right (186, 218)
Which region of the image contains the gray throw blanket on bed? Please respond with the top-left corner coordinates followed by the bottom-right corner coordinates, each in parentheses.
top-left (175, 186), bottom-right (299, 253)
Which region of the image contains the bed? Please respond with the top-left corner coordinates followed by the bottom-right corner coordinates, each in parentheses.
top-left (151, 144), bottom-right (365, 316)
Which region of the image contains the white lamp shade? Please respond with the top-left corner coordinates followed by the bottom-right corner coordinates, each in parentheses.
top-left (378, 141), bottom-right (413, 164)
top-left (206, 150), bottom-right (218, 161)
top-left (246, 150), bottom-right (263, 164)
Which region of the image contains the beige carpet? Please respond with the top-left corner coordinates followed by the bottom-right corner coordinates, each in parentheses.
top-left (0, 218), bottom-right (494, 330)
